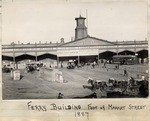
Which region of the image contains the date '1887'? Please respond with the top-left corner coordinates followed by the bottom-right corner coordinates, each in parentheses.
top-left (75, 111), bottom-right (89, 120)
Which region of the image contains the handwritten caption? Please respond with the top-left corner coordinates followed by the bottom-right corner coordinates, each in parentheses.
top-left (27, 101), bottom-right (147, 120)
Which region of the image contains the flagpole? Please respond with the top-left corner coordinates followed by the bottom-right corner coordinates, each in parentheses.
top-left (86, 9), bottom-right (88, 35)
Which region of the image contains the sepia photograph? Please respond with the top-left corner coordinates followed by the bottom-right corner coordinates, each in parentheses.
top-left (2, 0), bottom-right (149, 99)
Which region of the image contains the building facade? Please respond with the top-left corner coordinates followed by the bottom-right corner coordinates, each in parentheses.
top-left (2, 16), bottom-right (149, 66)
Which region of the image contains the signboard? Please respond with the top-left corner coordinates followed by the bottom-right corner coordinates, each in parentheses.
top-left (57, 49), bottom-right (99, 57)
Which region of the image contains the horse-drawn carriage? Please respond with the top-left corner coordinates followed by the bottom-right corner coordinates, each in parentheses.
top-left (83, 77), bottom-right (148, 97)
top-left (83, 78), bottom-right (107, 91)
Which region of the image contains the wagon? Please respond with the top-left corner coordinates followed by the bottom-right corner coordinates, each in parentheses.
top-left (67, 60), bottom-right (75, 69)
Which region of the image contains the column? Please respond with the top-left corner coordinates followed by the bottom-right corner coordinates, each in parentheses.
top-left (13, 44), bottom-right (15, 69)
top-left (134, 40), bottom-right (136, 55)
top-left (97, 49), bottom-right (99, 64)
top-left (78, 56), bottom-right (80, 65)
top-left (35, 43), bottom-right (37, 62)
top-left (57, 56), bottom-right (59, 68)
top-left (116, 40), bottom-right (118, 55)
top-left (35, 53), bottom-right (37, 62)
top-left (134, 40), bottom-right (138, 64)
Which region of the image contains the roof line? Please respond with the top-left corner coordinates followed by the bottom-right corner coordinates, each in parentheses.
top-left (59, 36), bottom-right (116, 47)
top-left (89, 36), bottom-right (116, 45)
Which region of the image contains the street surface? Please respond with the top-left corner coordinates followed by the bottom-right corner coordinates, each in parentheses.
top-left (2, 63), bottom-right (148, 99)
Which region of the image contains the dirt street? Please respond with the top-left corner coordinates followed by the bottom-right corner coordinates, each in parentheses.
top-left (2, 64), bottom-right (148, 99)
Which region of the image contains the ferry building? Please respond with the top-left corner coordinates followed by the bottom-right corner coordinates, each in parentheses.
top-left (2, 16), bottom-right (148, 67)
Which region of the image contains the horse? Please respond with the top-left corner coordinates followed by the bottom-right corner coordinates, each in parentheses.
top-left (96, 80), bottom-right (107, 91)
top-left (87, 77), bottom-right (95, 90)
top-left (87, 78), bottom-right (108, 91)
top-left (108, 78), bottom-right (115, 84)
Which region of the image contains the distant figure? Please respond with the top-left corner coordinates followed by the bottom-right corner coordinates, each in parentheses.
top-left (123, 68), bottom-right (128, 76)
top-left (61, 63), bottom-right (63, 68)
top-left (139, 80), bottom-right (148, 97)
top-left (94, 82), bottom-right (98, 90)
top-left (123, 60), bottom-right (126, 65)
top-left (115, 65), bottom-right (118, 69)
top-left (128, 77), bottom-right (135, 86)
top-left (92, 92), bottom-right (97, 98)
top-left (92, 63), bottom-right (94, 69)
top-left (103, 61), bottom-right (106, 68)
top-left (117, 63), bottom-right (119, 69)
top-left (115, 63), bottom-right (119, 70)
top-left (87, 77), bottom-right (95, 90)
top-left (92, 61), bottom-right (96, 69)
top-left (141, 76), bottom-right (145, 81)
top-left (57, 93), bottom-right (64, 99)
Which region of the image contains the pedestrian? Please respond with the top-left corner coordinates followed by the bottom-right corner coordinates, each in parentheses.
top-left (123, 68), bottom-right (127, 76)
top-left (103, 61), bottom-right (106, 68)
top-left (129, 77), bottom-right (135, 86)
top-left (139, 82), bottom-right (148, 97)
top-left (91, 61), bottom-right (96, 68)
top-left (57, 92), bottom-right (64, 99)
top-left (92, 63), bottom-right (95, 69)
top-left (117, 63), bottom-right (119, 69)
top-left (61, 63), bottom-right (63, 68)
top-left (92, 92), bottom-right (97, 98)
top-left (93, 82), bottom-right (97, 90)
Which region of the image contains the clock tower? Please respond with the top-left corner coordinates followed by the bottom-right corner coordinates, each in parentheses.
top-left (75, 15), bottom-right (88, 40)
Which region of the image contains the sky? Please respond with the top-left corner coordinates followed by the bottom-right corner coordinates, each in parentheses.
top-left (2, 0), bottom-right (148, 45)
